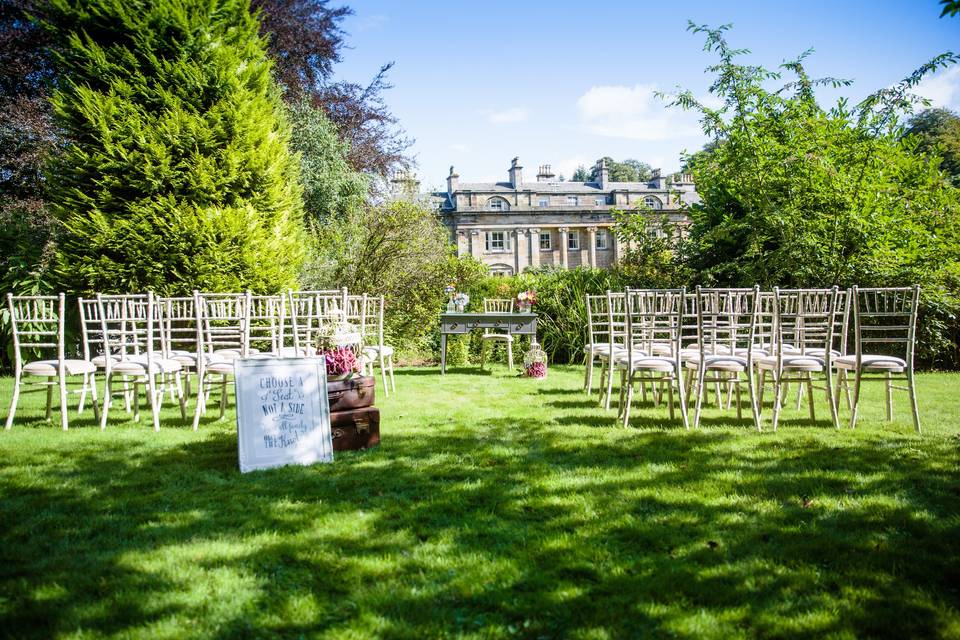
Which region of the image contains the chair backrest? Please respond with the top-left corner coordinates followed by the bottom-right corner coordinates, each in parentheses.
top-left (585, 293), bottom-right (609, 350)
top-left (693, 287), bottom-right (760, 359)
top-left (483, 298), bottom-right (514, 313)
top-left (95, 292), bottom-right (158, 372)
top-left (753, 290), bottom-right (777, 352)
top-left (624, 288), bottom-right (685, 362)
top-left (160, 295), bottom-right (200, 357)
top-left (197, 292), bottom-right (250, 359)
top-left (248, 294), bottom-right (285, 355)
top-left (362, 295), bottom-right (385, 349)
top-left (604, 290), bottom-right (628, 350)
top-left (345, 294), bottom-right (368, 342)
top-left (851, 286), bottom-right (920, 364)
top-left (771, 288), bottom-right (839, 362)
top-left (288, 288), bottom-right (349, 354)
top-left (7, 293), bottom-right (64, 370)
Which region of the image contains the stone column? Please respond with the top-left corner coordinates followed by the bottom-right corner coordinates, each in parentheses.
top-left (513, 228), bottom-right (527, 274)
top-left (529, 227), bottom-right (541, 269)
top-left (456, 231), bottom-right (468, 257)
top-left (587, 226), bottom-right (598, 268)
top-left (470, 230), bottom-right (481, 260)
top-left (558, 226), bottom-right (569, 268)
top-left (612, 230), bottom-right (621, 263)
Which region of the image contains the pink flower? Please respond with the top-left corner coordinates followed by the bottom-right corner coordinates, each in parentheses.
top-left (320, 346), bottom-right (360, 377)
top-left (525, 362), bottom-right (547, 378)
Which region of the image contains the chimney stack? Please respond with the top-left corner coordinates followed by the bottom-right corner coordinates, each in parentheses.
top-left (447, 165), bottom-right (459, 194)
top-left (536, 164), bottom-right (556, 182)
top-left (595, 158), bottom-right (609, 189)
top-left (508, 157), bottom-right (523, 189)
top-left (651, 168), bottom-right (666, 189)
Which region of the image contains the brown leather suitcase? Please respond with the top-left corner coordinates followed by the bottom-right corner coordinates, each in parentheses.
top-left (331, 407), bottom-right (380, 451)
top-left (327, 376), bottom-right (375, 413)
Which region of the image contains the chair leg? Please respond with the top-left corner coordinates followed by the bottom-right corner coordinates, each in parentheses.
top-left (388, 356), bottom-right (396, 393)
top-left (677, 370), bottom-right (690, 430)
top-left (5, 375), bottom-right (21, 430)
top-left (849, 369), bottom-right (863, 429)
top-left (693, 365), bottom-right (706, 429)
top-left (78, 375), bottom-right (88, 413)
top-left (747, 368), bottom-right (762, 432)
top-left (192, 373), bottom-right (205, 431)
top-left (45, 381), bottom-right (53, 421)
top-left (598, 361), bottom-right (608, 407)
top-left (604, 359), bottom-right (616, 411)
top-left (133, 382), bottom-right (141, 423)
top-left (89, 373), bottom-right (101, 423)
top-left (825, 369), bottom-right (840, 429)
top-left (885, 372), bottom-right (894, 421)
top-left (175, 373), bottom-right (187, 421)
top-left (907, 368), bottom-right (921, 434)
top-left (735, 378), bottom-right (742, 420)
top-left (805, 374), bottom-right (816, 422)
top-left (101, 375), bottom-right (112, 430)
top-left (771, 374), bottom-right (784, 432)
top-left (584, 357), bottom-right (594, 395)
top-left (379, 354), bottom-right (389, 398)
top-left (621, 372), bottom-right (635, 427)
top-left (506, 340), bottom-right (513, 372)
top-left (218, 375), bottom-right (228, 421)
top-left (667, 375), bottom-right (675, 421)
top-left (147, 374), bottom-right (160, 432)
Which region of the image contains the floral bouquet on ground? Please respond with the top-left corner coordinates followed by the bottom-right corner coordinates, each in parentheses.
top-left (522, 344), bottom-right (548, 379)
top-left (322, 346), bottom-right (360, 379)
top-left (516, 290), bottom-right (537, 312)
top-left (315, 319), bottom-right (363, 379)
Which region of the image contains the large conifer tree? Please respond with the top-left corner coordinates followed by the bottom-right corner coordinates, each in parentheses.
top-left (46, 0), bottom-right (306, 294)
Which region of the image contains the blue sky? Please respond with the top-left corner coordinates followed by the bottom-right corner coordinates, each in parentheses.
top-left (330, 1), bottom-right (960, 189)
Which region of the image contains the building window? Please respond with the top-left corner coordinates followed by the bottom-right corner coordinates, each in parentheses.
top-left (488, 197), bottom-right (508, 211)
top-left (595, 197), bottom-right (606, 206)
top-left (486, 231), bottom-right (505, 251)
top-left (567, 231), bottom-right (579, 250)
top-left (596, 230), bottom-right (608, 250)
top-left (539, 232), bottom-right (551, 250)
top-left (643, 195), bottom-right (663, 210)
top-left (538, 197), bottom-right (549, 207)
top-left (567, 196), bottom-right (578, 206)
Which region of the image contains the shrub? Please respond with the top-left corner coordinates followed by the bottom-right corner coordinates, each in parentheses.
top-left (46, 0), bottom-right (307, 295)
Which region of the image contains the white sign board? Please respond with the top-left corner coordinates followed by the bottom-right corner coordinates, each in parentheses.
top-left (235, 357), bottom-right (333, 473)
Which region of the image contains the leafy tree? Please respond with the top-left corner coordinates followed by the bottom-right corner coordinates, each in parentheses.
top-left (46, 0), bottom-right (307, 295)
top-left (904, 108), bottom-right (960, 185)
top-left (622, 159), bottom-right (653, 181)
top-left (302, 200), bottom-right (456, 353)
top-left (590, 157), bottom-right (654, 182)
top-left (287, 99), bottom-right (368, 221)
top-left (571, 165), bottom-right (590, 182)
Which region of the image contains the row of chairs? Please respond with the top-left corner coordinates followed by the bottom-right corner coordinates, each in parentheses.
top-left (583, 286), bottom-right (921, 432)
top-left (5, 289), bottom-right (397, 431)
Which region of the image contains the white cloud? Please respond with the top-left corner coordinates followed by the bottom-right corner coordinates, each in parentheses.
top-left (486, 107), bottom-right (530, 124)
top-left (576, 84), bottom-right (703, 140)
top-left (450, 143), bottom-right (470, 153)
top-left (914, 66), bottom-right (960, 110)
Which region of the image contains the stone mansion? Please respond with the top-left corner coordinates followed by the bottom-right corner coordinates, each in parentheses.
top-left (431, 158), bottom-right (699, 275)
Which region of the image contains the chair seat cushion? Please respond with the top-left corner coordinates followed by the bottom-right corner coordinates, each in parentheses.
top-left (584, 344), bottom-right (627, 355)
top-left (205, 361), bottom-right (236, 375)
top-left (805, 348), bottom-right (842, 358)
top-left (111, 357), bottom-right (183, 375)
top-left (685, 354), bottom-right (748, 371)
top-left (757, 355), bottom-right (824, 371)
top-left (171, 352), bottom-right (228, 367)
top-left (23, 359), bottom-right (97, 376)
top-left (834, 355), bottom-right (907, 371)
top-left (649, 342), bottom-right (674, 357)
top-left (91, 354), bottom-right (115, 368)
top-left (213, 347), bottom-right (260, 360)
top-left (604, 349), bottom-right (647, 362)
top-left (363, 344), bottom-right (395, 358)
top-left (480, 334), bottom-right (513, 342)
top-left (615, 355), bottom-right (677, 372)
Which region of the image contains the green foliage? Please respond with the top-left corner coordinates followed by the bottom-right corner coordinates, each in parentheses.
top-left (590, 157), bottom-right (653, 182)
top-left (904, 108), bottom-right (960, 186)
top-left (570, 165), bottom-right (590, 182)
top-left (45, 0), bottom-right (307, 295)
top-left (303, 200), bottom-right (480, 356)
top-left (287, 98), bottom-right (368, 221)
top-left (610, 208), bottom-right (693, 288)
top-left (941, 0), bottom-right (960, 17)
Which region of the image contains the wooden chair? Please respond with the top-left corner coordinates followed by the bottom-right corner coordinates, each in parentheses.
top-left (98, 292), bottom-right (187, 431)
top-left (248, 293), bottom-right (286, 357)
top-left (159, 295), bottom-right (202, 397)
top-left (615, 288), bottom-right (689, 429)
top-left (686, 287), bottom-right (762, 430)
top-left (583, 293), bottom-right (625, 395)
top-left (360, 294), bottom-right (396, 395)
top-left (192, 292), bottom-right (251, 429)
top-left (598, 291), bottom-right (629, 410)
top-left (479, 298), bottom-right (516, 371)
top-left (756, 288), bottom-right (841, 430)
top-left (5, 293), bottom-right (100, 430)
top-left (287, 288), bottom-right (348, 357)
top-left (835, 286), bottom-right (921, 432)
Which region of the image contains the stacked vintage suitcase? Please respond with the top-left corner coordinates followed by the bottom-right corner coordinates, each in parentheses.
top-left (327, 376), bottom-right (380, 451)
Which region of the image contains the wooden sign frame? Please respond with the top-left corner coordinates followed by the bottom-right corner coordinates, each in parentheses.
top-left (234, 357), bottom-right (333, 473)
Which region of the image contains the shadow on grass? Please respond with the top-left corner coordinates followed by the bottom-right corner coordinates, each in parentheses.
top-left (1, 411), bottom-right (959, 638)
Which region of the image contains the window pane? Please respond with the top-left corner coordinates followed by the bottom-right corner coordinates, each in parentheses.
top-left (539, 232), bottom-right (551, 250)
top-left (538, 197), bottom-right (549, 207)
top-left (567, 232), bottom-right (579, 249)
top-left (567, 196), bottom-right (578, 206)
top-left (596, 231), bottom-right (607, 249)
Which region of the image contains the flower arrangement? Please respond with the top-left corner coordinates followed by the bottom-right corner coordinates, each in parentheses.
top-left (322, 346), bottom-right (360, 378)
top-left (516, 290), bottom-right (537, 312)
top-left (452, 291), bottom-right (470, 312)
top-left (522, 343), bottom-right (548, 379)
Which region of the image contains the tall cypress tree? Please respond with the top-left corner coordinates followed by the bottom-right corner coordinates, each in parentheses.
top-left (46, 0), bottom-right (306, 295)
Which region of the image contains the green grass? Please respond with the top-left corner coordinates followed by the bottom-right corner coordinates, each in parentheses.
top-left (1, 365), bottom-right (959, 639)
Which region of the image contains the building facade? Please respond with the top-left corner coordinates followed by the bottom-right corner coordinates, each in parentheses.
top-left (432, 158), bottom-right (698, 275)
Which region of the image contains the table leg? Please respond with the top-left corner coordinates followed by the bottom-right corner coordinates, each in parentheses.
top-left (441, 333), bottom-right (447, 375)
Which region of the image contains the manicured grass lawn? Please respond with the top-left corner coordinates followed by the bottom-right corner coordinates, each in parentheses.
top-left (1, 365), bottom-right (959, 639)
